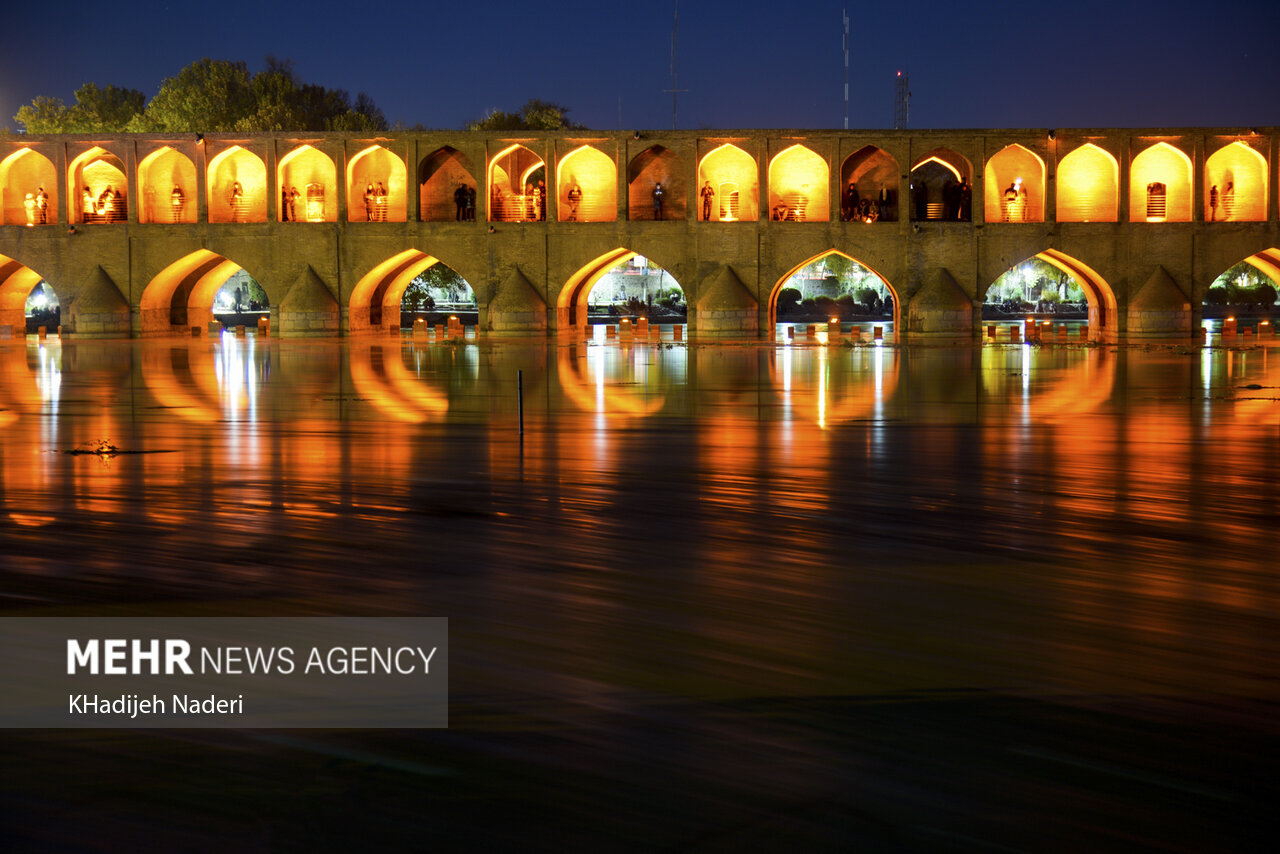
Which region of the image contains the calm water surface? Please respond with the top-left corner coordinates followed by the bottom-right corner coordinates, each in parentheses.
top-left (1, 334), bottom-right (1276, 851)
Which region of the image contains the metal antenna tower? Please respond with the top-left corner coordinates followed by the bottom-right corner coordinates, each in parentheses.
top-left (894, 70), bottom-right (910, 130)
top-left (663, 1), bottom-right (687, 129)
top-left (842, 9), bottom-right (850, 129)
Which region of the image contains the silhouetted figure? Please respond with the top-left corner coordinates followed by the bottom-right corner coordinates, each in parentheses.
top-left (959, 180), bottom-right (971, 221)
top-left (82, 187), bottom-right (94, 223)
top-left (538, 180), bottom-right (547, 220)
top-left (700, 181), bottom-right (715, 220)
top-left (36, 187), bottom-right (48, 223)
top-left (364, 184), bottom-right (374, 221)
top-left (288, 186), bottom-right (300, 221)
top-left (466, 186), bottom-right (476, 221)
top-left (454, 183), bottom-right (467, 221)
top-left (1222, 181), bottom-right (1235, 219)
top-left (171, 185), bottom-right (185, 222)
top-left (842, 181), bottom-right (858, 221)
top-left (281, 185), bottom-right (290, 221)
top-left (912, 180), bottom-right (927, 221)
top-left (1210, 184), bottom-right (1218, 221)
top-left (376, 183), bottom-right (388, 221)
top-left (652, 182), bottom-right (664, 220)
top-left (532, 183), bottom-right (543, 222)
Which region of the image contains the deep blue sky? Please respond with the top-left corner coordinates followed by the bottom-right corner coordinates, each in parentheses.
top-left (3, 0), bottom-right (1277, 132)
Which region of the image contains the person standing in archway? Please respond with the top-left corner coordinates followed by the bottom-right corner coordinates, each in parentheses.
top-left (700, 181), bottom-right (715, 221)
top-left (35, 187), bottom-right (48, 224)
top-left (363, 184), bottom-right (374, 221)
top-left (566, 181), bottom-right (582, 221)
top-left (171, 185), bottom-right (185, 222)
top-left (652, 182), bottom-right (664, 220)
top-left (454, 182), bottom-right (467, 221)
top-left (1209, 184), bottom-right (1218, 221)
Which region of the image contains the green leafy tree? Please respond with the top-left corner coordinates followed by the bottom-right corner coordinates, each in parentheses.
top-left (466, 99), bottom-right (585, 131)
top-left (15, 83), bottom-right (146, 133)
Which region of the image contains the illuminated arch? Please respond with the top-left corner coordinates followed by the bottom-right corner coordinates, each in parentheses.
top-left (1, 148), bottom-right (57, 226)
top-left (488, 144), bottom-right (546, 222)
top-left (557, 247), bottom-right (682, 331)
top-left (767, 249), bottom-right (898, 329)
top-left (556, 345), bottom-right (668, 418)
top-left (0, 253), bottom-right (52, 333)
top-left (68, 147), bottom-right (127, 224)
top-left (348, 340), bottom-right (449, 422)
top-left (1205, 141), bottom-right (1267, 222)
top-left (987, 249), bottom-right (1118, 340)
top-left (697, 144), bottom-right (758, 222)
top-left (347, 145), bottom-right (406, 222)
top-left (140, 250), bottom-right (266, 335)
top-left (278, 145), bottom-right (336, 223)
top-left (984, 144), bottom-right (1045, 223)
top-left (768, 144), bottom-right (829, 222)
top-left (1130, 141), bottom-right (1192, 222)
top-left (767, 346), bottom-right (900, 428)
top-left (628, 145), bottom-right (685, 221)
top-left (419, 146), bottom-right (475, 222)
top-left (909, 149), bottom-right (971, 221)
top-left (207, 146), bottom-right (267, 223)
top-left (1057, 143), bottom-right (1119, 222)
top-left (557, 145), bottom-right (616, 222)
top-left (839, 146), bottom-right (898, 222)
top-left (137, 146), bottom-right (197, 224)
top-left (350, 249), bottom-right (473, 334)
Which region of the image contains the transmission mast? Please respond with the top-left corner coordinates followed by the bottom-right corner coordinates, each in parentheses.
top-left (664, 1), bottom-right (687, 129)
top-left (842, 9), bottom-right (850, 129)
top-left (894, 70), bottom-right (910, 130)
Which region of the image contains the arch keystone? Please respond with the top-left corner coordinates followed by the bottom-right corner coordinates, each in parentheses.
top-left (488, 269), bottom-right (547, 334)
top-left (279, 266), bottom-right (339, 337)
top-left (1127, 266), bottom-right (1191, 338)
top-left (908, 268), bottom-right (973, 338)
top-left (68, 267), bottom-right (130, 337)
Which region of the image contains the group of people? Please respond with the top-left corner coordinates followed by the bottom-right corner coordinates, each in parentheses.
top-left (1002, 178), bottom-right (1029, 222)
top-left (81, 185), bottom-right (125, 223)
top-left (1209, 181), bottom-right (1235, 221)
top-left (280, 185), bottom-right (302, 221)
top-left (841, 182), bottom-right (894, 222)
top-left (362, 183), bottom-right (390, 222)
top-left (491, 180), bottom-right (548, 222)
top-left (21, 187), bottom-right (50, 225)
top-left (453, 183), bottom-right (477, 221)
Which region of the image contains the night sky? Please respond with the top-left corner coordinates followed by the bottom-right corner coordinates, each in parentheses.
top-left (2, 0), bottom-right (1278, 132)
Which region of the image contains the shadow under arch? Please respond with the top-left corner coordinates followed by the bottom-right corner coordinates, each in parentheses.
top-left (767, 249), bottom-right (899, 330)
top-left (140, 249), bottom-right (265, 335)
top-left (0, 252), bottom-right (52, 332)
top-left (840, 145), bottom-right (898, 222)
top-left (557, 247), bottom-right (684, 332)
top-left (489, 144), bottom-right (545, 222)
top-left (350, 249), bottom-right (470, 333)
top-left (993, 249), bottom-right (1118, 341)
top-left (910, 148), bottom-right (971, 221)
top-left (628, 145), bottom-right (685, 220)
top-left (419, 146), bottom-right (475, 222)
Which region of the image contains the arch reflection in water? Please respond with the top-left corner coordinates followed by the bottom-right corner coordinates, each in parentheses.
top-left (556, 342), bottom-right (686, 418)
top-left (770, 345), bottom-right (899, 430)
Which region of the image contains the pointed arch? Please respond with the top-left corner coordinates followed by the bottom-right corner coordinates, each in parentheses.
top-left (278, 145), bottom-right (336, 223)
top-left (840, 145), bottom-right (898, 222)
top-left (556, 248), bottom-right (650, 331)
top-left (767, 249), bottom-right (898, 329)
top-left (140, 250), bottom-right (266, 335)
top-left (910, 149), bottom-right (971, 221)
top-left (138, 146), bottom-right (197, 224)
top-left (1034, 249), bottom-right (1117, 339)
top-left (207, 146), bottom-right (267, 223)
top-left (628, 145), bottom-right (685, 221)
top-left (347, 144), bottom-right (406, 222)
top-left (1130, 141), bottom-right (1192, 222)
top-left (68, 147), bottom-right (127, 223)
top-left (1057, 143), bottom-right (1119, 222)
top-left (349, 249), bottom-right (473, 334)
top-left (1, 148), bottom-right (57, 226)
top-left (419, 146), bottom-right (475, 222)
top-left (697, 143), bottom-right (758, 222)
top-left (557, 145), bottom-right (616, 222)
top-left (984, 144), bottom-right (1045, 223)
top-left (0, 253), bottom-right (52, 333)
top-left (489, 144), bottom-right (546, 222)
top-left (768, 144), bottom-right (828, 222)
top-left (1205, 141), bottom-right (1267, 222)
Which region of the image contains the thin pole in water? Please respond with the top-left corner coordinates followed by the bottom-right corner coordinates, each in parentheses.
top-left (517, 370), bottom-right (524, 434)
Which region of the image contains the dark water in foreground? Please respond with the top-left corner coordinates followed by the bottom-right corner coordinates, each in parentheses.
top-left (1, 335), bottom-right (1277, 851)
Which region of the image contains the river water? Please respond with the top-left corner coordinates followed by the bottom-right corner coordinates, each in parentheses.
top-left (1, 334), bottom-right (1276, 851)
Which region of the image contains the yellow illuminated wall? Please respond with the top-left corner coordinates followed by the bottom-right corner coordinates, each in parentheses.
top-left (488, 144), bottom-right (545, 222)
top-left (137, 146), bottom-right (197, 224)
top-left (278, 145), bottom-right (337, 223)
top-left (557, 145), bottom-right (616, 223)
top-left (1, 148), bottom-right (57, 226)
top-left (1204, 141), bottom-right (1267, 222)
top-left (983, 144), bottom-right (1044, 223)
top-left (349, 249), bottom-right (441, 332)
top-left (698, 144), bottom-right (758, 222)
top-left (628, 145), bottom-right (686, 221)
top-left (347, 145), bottom-right (407, 222)
top-left (140, 249), bottom-right (243, 334)
top-left (1056, 143), bottom-right (1118, 222)
top-left (1129, 142), bottom-right (1191, 222)
top-left (68, 148), bottom-right (127, 224)
top-left (0, 254), bottom-right (46, 330)
top-left (840, 146), bottom-right (898, 221)
top-left (419, 147), bottom-right (475, 222)
top-left (768, 145), bottom-right (829, 222)
top-left (207, 146), bottom-right (267, 223)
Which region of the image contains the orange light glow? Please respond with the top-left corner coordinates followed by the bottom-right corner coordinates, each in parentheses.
top-left (1130, 142), bottom-right (1192, 223)
top-left (768, 249), bottom-right (897, 330)
top-left (557, 248), bottom-right (637, 331)
top-left (984, 144), bottom-right (1044, 223)
top-left (488, 144), bottom-right (546, 223)
top-left (347, 145), bottom-right (407, 223)
top-left (207, 146), bottom-right (267, 223)
top-left (138, 146), bottom-right (197, 224)
top-left (1057, 143), bottom-right (1118, 222)
top-left (68, 147), bottom-right (127, 224)
top-left (768, 144), bottom-right (829, 222)
top-left (349, 249), bottom-right (443, 333)
top-left (558, 145), bottom-right (617, 223)
top-left (1205, 141), bottom-right (1267, 222)
top-left (697, 144), bottom-right (758, 222)
top-left (0, 253), bottom-right (46, 332)
top-left (1, 148), bottom-right (57, 226)
top-left (279, 145), bottom-right (337, 223)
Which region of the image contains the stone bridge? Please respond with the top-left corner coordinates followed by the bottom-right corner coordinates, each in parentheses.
top-left (1, 127), bottom-right (1277, 340)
